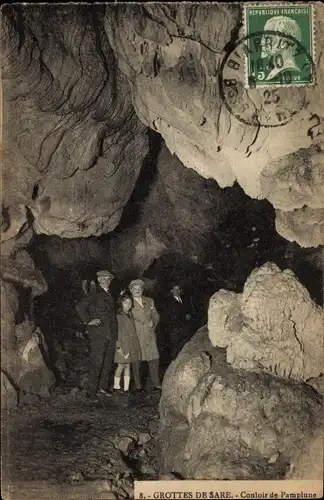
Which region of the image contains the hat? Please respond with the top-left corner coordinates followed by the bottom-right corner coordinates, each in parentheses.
top-left (129, 279), bottom-right (145, 290)
top-left (96, 270), bottom-right (114, 279)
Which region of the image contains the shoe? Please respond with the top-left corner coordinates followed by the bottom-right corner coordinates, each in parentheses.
top-left (154, 385), bottom-right (162, 390)
top-left (97, 389), bottom-right (112, 397)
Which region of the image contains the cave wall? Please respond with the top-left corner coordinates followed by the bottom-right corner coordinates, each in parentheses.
top-left (105, 3), bottom-right (324, 248)
top-left (2, 3), bottom-right (324, 247)
top-left (1, 5), bottom-right (148, 239)
top-left (159, 264), bottom-right (324, 480)
top-left (1, 4), bottom-right (324, 396)
top-left (108, 141), bottom-right (249, 275)
top-left (1, 4), bottom-right (150, 395)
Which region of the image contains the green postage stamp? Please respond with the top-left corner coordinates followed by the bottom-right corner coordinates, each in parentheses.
top-left (244, 3), bottom-right (315, 87)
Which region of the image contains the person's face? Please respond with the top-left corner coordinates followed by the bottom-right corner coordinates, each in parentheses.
top-left (131, 285), bottom-right (143, 297)
top-left (122, 298), bottom-right (132, 312)
top-left (172, 286), bottom-right (181, 297)
top-left (98, 276), bottom-right (112, 290)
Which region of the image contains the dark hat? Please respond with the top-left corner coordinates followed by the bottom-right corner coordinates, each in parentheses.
top-left (129, 279), bottom-right (145, 290)
top-left (96, 270), bottom-right (114, 279)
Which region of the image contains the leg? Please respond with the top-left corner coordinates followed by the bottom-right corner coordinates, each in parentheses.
top-left (124, 364), bottom-right (130, 392)
top-left (88, 337), bottom-right (105, 394)
top-left (98, 342), bottom-right (116, 391)
top-left (131, 361), bottom-right (142, 390)
top-left (114, 364), bottom-right (125, 390)
top-left (148, 359), bottom-right (161, 387)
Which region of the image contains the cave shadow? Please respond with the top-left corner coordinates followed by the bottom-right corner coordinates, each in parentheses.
top-left (115, 129), bottom-right (162, 231)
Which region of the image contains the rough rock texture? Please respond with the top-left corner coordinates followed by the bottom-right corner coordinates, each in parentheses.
top-left (110, 227), bottom-right (167, 276)
top-left (108, 142), bottom-right (248, 274)
top-left (1, 249), bottom-right (47, 298)
top-left (307, 375), bottom-right (324, 397)
top-left (15, 321), bottom-right (56, 396)
top-left (0, 249), bottom-right (55, 395)
top-left (208, 262), bottom-right (324, 382)
top-left (159, 327), bottom-right (323, 479)
top-left (285, 428), bottom-right (324, 480)
top-left (1, 205), bottom-right (33, 256)
top-left (1, 371), bottom-right (19, 409)
top-left (3, 4), bottom-right (324, 246)
top-left (31, 235), bottom-right (113, 273)
top-left (106, 3), bottom-right (324, 247)
top-left (275, 207), bottom-right (324, 249)
top-left (1, 5), bottom-right (148, 238)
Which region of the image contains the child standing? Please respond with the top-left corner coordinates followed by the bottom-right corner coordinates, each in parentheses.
top-left (114, 293), bottom-right (141, 393)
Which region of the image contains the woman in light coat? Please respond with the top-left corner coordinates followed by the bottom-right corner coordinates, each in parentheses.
top-left (129, 279), bottom-right (161, 390)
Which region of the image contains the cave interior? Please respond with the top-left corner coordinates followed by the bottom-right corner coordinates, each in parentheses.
top-left (1, 2), bottom-right (323, 496)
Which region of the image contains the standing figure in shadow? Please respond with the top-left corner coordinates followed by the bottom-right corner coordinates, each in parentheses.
top-left (76, 270), bottom-right (117, 398)
top-left (163, 284), bottom-right (194, 361)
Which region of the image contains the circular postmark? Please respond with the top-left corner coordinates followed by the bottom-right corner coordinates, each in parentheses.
top-left (219, 30), bottom-right (315, 127)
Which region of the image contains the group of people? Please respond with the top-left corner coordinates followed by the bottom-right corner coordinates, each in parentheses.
top-left (75, 270), bottom-right (194, 398)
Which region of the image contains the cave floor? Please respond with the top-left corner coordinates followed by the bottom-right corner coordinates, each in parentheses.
top-left (1, 390), bottom-right (160, 500)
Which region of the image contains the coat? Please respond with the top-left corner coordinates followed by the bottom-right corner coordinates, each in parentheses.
top-left (131, 296), bottom-right (160, 361)
top-left (168, 296), bottom-right (192, 326)
top-left (161, 295), bottom-right (193, 358)
top-left (114, 312), bottom-right (141, 364)
top-left (75, 288), bottom-right (118, 345)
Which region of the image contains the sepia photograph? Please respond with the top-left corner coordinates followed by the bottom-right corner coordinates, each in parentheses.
top-left (1, 2), bottom-right (323, 499)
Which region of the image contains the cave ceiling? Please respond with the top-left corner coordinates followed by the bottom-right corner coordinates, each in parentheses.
top-left (1, 3), bottom-right (324, 249)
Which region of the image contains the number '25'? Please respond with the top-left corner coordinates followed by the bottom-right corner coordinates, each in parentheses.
top-left (263, 89), bottom-right (280, 104)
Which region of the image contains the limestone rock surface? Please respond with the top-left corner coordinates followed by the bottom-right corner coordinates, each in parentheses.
top-left (1, 249), bottom-right (55, 395)
top-left (159, 327), bottom-right (323, 480)
top-left (285, 428), bottom-right (324, 480)
top-left (208, 262), bottom-right (324, 382)
top-left (108, 142), bottom-right (247, 273)
top-left (1, 250), bottom-right (47, 297)
top-left (3, 4), bottom-right (324, 246)
top-left (1, 280), bottom-right (20, 373)
top-left (105, 3), bottom-right (324, 247)
top-left (1, 205), bottom-right (33, 256)
top-left (1, 371), bottom-right (19, 409)
top-left (2, 5), bottom-right (148, 238)
top-left (275, 207), bottom-right (324, 249)
top-left (15, 321), bottom-right (56, 396)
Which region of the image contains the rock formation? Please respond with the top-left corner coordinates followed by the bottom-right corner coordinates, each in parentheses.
top-left (1, 4), bottom-right (149, 400)
top-left (1, 249), bottom-right (55, 402)
top-left (105, 3), bottom-right (324, 247)
top-left (2, 4), bottom-right (324, 248)
top-left (159, 326), bottom-right (323, 480)
top-left (108, 143), bottom-right (248, 274)
top-left (208, 262), bottom-right (324, 381)
top-left (1, 371), bottom-right (18, 409)
top-left (1, 5), bottom-right (148, 239)
top-left (1, 2), bottom-right (323, 482)
top-left (160, 264), bottom-right (323, 479)
top-left (285, 428), bottom-right (324, 480)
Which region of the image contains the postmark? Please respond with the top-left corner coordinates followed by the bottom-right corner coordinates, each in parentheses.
top-left (219, 30), bottom-right (315, 127)
top-left (244, 3), bottom-right (315, 87)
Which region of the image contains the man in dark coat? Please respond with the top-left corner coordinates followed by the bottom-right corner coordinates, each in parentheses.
top-left (76, 270), bottom-right (117, 397)
top-left (165, 285), bottom-right (193, 360)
